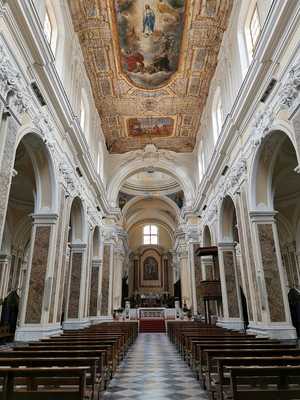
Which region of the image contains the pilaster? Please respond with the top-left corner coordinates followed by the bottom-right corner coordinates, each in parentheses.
top-left (248, 211), bottom-right (296, 339)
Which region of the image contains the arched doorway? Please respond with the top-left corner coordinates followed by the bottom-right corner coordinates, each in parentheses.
top-left (249, 129), bottom-right (298, 338)
top-left (0, 132), bottom-right (57, 340)
top-left (62, 197), bottom-right (87, 328)
top-left (218, 195), bottom-right (244, 329)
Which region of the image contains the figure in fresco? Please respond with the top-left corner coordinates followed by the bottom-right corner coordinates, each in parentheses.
top-left (143, 4), bottom-right (156, 36)
top-left (114, 0), bottom-right (186, 89)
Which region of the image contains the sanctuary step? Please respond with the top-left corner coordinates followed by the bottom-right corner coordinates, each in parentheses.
top-left (139, 319), bottom-right (166, 333)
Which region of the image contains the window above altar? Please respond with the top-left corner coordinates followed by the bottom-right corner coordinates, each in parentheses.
top-left (143, 225), bottom-right (158, 245)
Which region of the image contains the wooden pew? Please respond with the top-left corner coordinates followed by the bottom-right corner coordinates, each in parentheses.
top-left (195, 343), bottom-right (297, 387)
top-left (14, 344), bottom-right (116, 377)
top-left (187, 338), bottom-right (275, 370)
top-left (0, 357), bottom-right (101, 398)
top-left (213, 356), bottom-right (300, 400)
top-left (51, 333), bottom-right (126, 360)
top-left (0, 350), bottom-right (107, 390)
top-left (203, 348), bottom-right (300, 396)
top-left (228, 365), bottom-right (300, 400)
top-left (0, 367), bottom-right (88, 399)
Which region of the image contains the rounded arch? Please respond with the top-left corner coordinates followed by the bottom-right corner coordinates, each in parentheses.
top-left (15, 128), bottom-right (58, 213)
top-left (69, 197), bottom-right (86, 243)
top-left (249, 128), bottom-right (300, 211)
top-left (122, 195), bottom-right (181, 222)
top-left (219, 195), bottom-right (239, 243)
top-left (107, 161), bottom-right (195, 208)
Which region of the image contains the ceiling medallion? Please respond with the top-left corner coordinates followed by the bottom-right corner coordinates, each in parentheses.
top-left (112, 0), bottom-right (187, 90)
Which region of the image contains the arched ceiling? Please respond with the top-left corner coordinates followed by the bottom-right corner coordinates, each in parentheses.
top-left (123, 196), bottom-right (180, 232)
top-left (68, 0), bottom-right (233, 154)
top-left (121, 170), bottom-right (181, 195)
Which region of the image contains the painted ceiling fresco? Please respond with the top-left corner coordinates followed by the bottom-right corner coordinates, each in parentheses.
top-left (114, 0), bottom-right (186, 89)
top-left (68, 0), bottom-right (233, 153)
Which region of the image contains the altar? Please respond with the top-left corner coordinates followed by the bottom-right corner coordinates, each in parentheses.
top-left (129, 307), bottom-right (176, 320)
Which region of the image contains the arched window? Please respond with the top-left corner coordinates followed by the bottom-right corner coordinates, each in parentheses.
top-left (212, 87), bottom-right (223, 143)
top-left (43, 7), bottom-right (58, 55)
top-left (80, 98), bottom-right (86, 131)
top-left (238, 2), bottom-right (262, 76)
top-left (198, 139), bottom-right (205, 181)
top-left (143, 225), bottom-right (158, 245)
top-left (249, 5), bottom-right (261, 52)
top-left (244, 3), bottom-right (261, 61)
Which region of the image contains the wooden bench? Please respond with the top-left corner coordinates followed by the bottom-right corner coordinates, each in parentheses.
top-left (0, 357), bottom-right (101, 398)
top-left (0, 367), bottom-right (88, 399)
top-left (213, 356), bottom-right (300, 400)
top-left (188, 338), bottom-right (276, 370)
top-left (228, 365), bottom-right (300, 400)
top-left (195, 343), bottom-right (297, 386)
top-left (0, 349), bottom-right (107, 388)
top-left (203, 348), bottom-right (300, 396)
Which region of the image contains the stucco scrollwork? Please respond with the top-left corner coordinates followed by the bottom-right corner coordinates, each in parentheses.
top-left (0, 44), bottom-right (30, 116)
top-left (279, 59), bottom-right (300, 109)
top-left (0, 37), bottom-right (102, 220)
top-left (251, 107), bottom-right (275, 148)
top-left (217, 157), bottom-right (247, 200)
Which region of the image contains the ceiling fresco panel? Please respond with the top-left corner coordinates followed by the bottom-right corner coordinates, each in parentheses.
top-left (68, 0), bottom-right (233, 154)
top-left (113, 0), bottom-right (187, 89)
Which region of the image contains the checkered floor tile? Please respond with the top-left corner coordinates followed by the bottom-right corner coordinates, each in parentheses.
top-left (103, 333), bottom-right (208, 400)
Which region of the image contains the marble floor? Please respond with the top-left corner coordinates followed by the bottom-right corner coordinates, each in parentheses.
top-left (103, 333), bottom-right (208, 400)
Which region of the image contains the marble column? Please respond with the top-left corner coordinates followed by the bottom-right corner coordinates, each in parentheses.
top-left (178, 247), bottom-right (192, 308)
top-left (239, 188), bottom-right (262, 322)
top-left (15, 213), bottom-right (61, 341)
top-left (89, 258), bottom-right (101, 317)
top-left (22, 214), bottom-right (58, 324)
top-left (163, 254), bottom-right (169, 292)
top-left (193, 245), bottom-right (204, 314)
top-left (188, 242), bottom-right (198, 314)
top-left (0, 255), bottom-right (10, 300)
top-left (100, 243), bottom-right (112, 316)
top-left (48, 188), bottom-right (67, 324)
top-left (249, 211), bottom-right (296, 339)
top-left (67, 243), bottom-right (87, 319)
top-left (234, 197), bottom-right (254, 322)
top-left (112, 250), bottom-right (124, 311)
top-left (218, 243), bottom-right (243, 330)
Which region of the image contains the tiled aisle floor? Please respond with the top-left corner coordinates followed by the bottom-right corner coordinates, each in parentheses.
top-left (103, 333), bottom-right (208, 400)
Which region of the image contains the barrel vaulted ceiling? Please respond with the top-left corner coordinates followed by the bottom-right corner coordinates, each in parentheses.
top-left (68, 0), bottom-right (233, 154)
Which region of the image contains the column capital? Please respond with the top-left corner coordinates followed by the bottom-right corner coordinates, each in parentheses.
top-left (92, 258), bottom-right (102, 268)
top-left (249, 210), bottom-right (277, 223)
top-left (0, 254), bottom-right (10, 263)
top-left (70, 243), bottom-right (87, 252)
top-left (31, 213), bottom-right (59, 225)
top-left (218, 242), bottom-right (235, 250)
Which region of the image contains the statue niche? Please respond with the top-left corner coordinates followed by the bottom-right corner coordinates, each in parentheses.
top-left (143, 256), bottom-right (159, 281)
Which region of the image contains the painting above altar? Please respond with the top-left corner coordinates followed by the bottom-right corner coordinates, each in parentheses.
top-left (113, 0), bottom-right (186, 89)
top-left (143, 256), bottom-right (159, 280)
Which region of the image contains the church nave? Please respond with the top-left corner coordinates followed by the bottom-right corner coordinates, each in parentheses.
top-left (103, 333), bottom-right (207, 400)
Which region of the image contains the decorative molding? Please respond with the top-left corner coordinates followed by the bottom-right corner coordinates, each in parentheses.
top-left (68, 0), bottom-right (233, 153)
top-left (0, 36), bottom-right (104, 226)
top-left (278, 58), bottom-right (300, 110)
